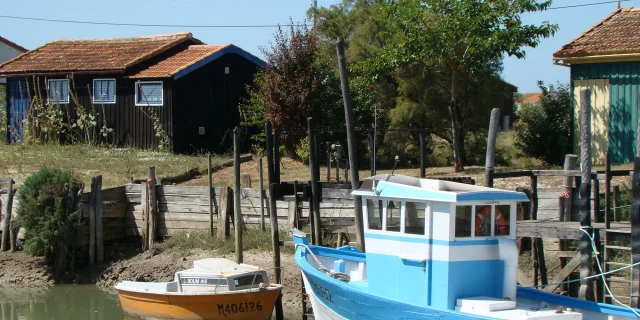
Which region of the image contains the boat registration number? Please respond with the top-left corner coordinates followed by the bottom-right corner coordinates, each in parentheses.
top-left (217, 301), bottom-right (263, 315)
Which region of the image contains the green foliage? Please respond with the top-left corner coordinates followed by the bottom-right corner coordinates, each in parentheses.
top-left (140, 106), bottom-right (171, 152)
top-left (16, 167), bottom-right (81, 269)
top-left (513, 82), bottom-right (571, 165)
top-left (295, 136), bottom-right (311, 163)
top-left (242, 23), bottom-right (343, 154)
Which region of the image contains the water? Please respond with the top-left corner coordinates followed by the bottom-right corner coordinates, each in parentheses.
top-left (0, 285), bottom-right (137, 320)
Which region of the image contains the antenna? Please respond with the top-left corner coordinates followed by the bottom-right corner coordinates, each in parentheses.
top-left (391, 155), bottom-right (400, 176)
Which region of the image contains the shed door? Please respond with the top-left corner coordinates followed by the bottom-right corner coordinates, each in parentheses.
top-left (574, 79), bottom-right (610, 165)
top-left (8, 78), bottom-right (29, 144)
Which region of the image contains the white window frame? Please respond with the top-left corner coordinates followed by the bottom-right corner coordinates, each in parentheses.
top-left (92, 78), bottom-right (116, 104)
top-left (135, 81), bottom-right (163, 106)
top-left (47, 79), bottom-right (69, 104)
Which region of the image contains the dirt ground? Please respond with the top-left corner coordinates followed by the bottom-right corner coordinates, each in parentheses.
top-left (0, 251), bottom-right (52, 286)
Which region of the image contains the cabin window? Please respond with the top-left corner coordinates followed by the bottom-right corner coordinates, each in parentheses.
top-left (494, 205), bottom-right (511, 236)
top-left (385, 200), bottom-right (401, 232)
top-left (48, 79), bottom-right (69, 104)
top-left (366, 199), bottom-right (382, 230)
top-left (474, 205), bottom-right (492, 236)
top-left (93, 79), bottom-right (116, 104)
top-left (234, 274), bottom-right (265, 287)
top-left (135, 81), bottom-right (163, 106)
top-left (455, 205), bottom-right (472, 237)
top-left (404, 202), bottom-right (426, 235)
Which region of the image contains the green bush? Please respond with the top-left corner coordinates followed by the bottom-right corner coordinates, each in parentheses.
top-left (513, 81), bottom-right (571, 165)
top-left (295, 136), bottom-right (310, 163)
top-left (16, 167), bottom-right (81, 272)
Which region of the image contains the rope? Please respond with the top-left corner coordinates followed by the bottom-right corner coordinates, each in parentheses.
top-left (529, 227), bottom-right (640, 317)
top-left (295, 243), bottom-right (350, 282)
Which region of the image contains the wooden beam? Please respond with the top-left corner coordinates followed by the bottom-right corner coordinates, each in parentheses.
top-left (543, 252), bottom-right (581, 293)
top-left (217, 187), bottom-right (232, 240)
top-left (484, 108), bottom-right (500, 188)
top-left (578, 88), bottom-right (595, 301)
top-left (95, 176), bottom-right (104, 263)
top-left (233, 127), bottom-right (243, 264)
top-left (492, 171), bottom-right (532, 179)
top-left (1, 179), bottom-right (13, 252)
top-left (308, 117), bottom-right (322, 246)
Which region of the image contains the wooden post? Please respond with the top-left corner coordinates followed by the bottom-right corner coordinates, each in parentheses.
top-left (309, 196), bottom-right (315, 245)
top-left (614, 186), bottom-right (621, 222)
top-left (217, 187), bottom-right (232, 240)
top-left (208, 154), bottom-right (214, 236)
top-left (265, 121), bottom-right (276, 234)
top-left (603, 151), bottom-right (612, 302)
top-left (1, 179), bottom-right (14, 252)
top-left (233, 127), bottom-right (243, 264)
top-left (95, 176), bottom-right (104, 263)
top-left (561, 154), bottom-right (577, 294)
top-left (140, 180), bottom-right (148, 251)
top-left (293, 181), bottom-right (300, 230)
top-left (259, 157), bottom-right (266, 231)
top-left (594, 229), bottom-right (604, 302)
top-left (485, 108), bottom-right (500, 188)
top-left (89, 177), bottom-right (97, 263)
top-left (148, 167), bottom-right (157, 249)
top-left (419, 129), bottom-right (426, 178)
top-left (631, 157), bottom-right (640, 307)
top-left (308, 117), bottom-right (322, 246)
top-left (337, 232), bottom-right (344, 248)
top-left (337, 39), bottom-right (364, 252)
top-left (593, 178), bottom-right (600, 223)
top-left (269, 183), bottom-right (284, 320)
top-left (370, 128), bottom-right (376, 177)
top-left (273, 130), bottom-right (281, 184)
top-left (579, 88), bottom-right (594, 301)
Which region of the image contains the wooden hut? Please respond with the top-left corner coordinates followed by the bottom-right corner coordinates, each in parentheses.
top-left (0, 32), bottom-right (265, 153)
top-left (554, 8), bottom-right (640, 164)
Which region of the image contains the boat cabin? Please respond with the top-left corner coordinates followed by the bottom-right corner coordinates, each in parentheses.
top-left (351, 175), bottom-right (529, 311)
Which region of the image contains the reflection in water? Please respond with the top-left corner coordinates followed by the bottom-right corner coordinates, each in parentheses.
top-left (0, 285), bottom-right (139, 320)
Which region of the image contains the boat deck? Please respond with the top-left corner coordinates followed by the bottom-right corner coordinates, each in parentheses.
top-left (517, 220), bottom-right (630, 241)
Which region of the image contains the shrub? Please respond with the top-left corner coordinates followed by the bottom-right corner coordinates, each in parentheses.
top-left (295, 136), bottom-right (310, 163)
top-left (513, 81), bottom-right (571, 165)
top-left (16, 167), bottom-right (81, 273)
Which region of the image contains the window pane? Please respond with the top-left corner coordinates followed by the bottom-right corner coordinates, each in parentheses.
top-left (49, 80), bottom-right (68, 103)
top-left (137, 82), bottom-right (162, 105)
top-left (405, 202), bottom-right (426, 235)
top-left (475, 205), bottom-right (491, 236)
top-left (386, 201), bottom-right (401, 232)
top-left (455, 206), bottom-right (472, 237)
top-left (367, 199), bottom-right (382, 230)
top-left (494, 205), bottom-right (511, 236)
top-left (94, 80), bottom-right (115, 103)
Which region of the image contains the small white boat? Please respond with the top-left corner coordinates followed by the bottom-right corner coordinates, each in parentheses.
top-left (115, 258), bottom-right (282, 320)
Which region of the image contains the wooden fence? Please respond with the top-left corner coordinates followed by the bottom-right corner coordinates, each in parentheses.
top-left (123, 184), bottom-right (355, 237)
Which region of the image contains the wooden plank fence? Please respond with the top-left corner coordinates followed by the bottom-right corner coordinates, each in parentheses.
top-left (124, 184), bottom-right (355, 237)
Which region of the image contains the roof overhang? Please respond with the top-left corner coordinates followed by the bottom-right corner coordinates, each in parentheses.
top-left (0, 69), bottom-right (126, 78)
top-left (172, 44), bottom-right (266, 80)
top-left (554, 52), bottom-right (640, 66)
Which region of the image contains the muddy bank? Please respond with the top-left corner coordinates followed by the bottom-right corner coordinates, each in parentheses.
top-left (0, 251), bottom-right (52, 286)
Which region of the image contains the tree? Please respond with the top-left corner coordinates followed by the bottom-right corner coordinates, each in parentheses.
top-left (514, 81), bottom-right (571, 165)
top-left (362, 0), bottom-right (558, 171)
top-left (240, 22), bottom-right (343, 154)
top-left (16, 167), bottom-right (81, 275)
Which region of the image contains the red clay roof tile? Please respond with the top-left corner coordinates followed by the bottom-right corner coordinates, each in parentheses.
top-left (0, 32), bottom-right (196, 74)
top-left (128, 44), bottom-right (229, 78)
top-left (554, 8), bottom-right (640, 58)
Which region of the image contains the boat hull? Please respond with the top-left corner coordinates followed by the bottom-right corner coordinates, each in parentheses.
top-left (116, 287), bottom-right (281, 320)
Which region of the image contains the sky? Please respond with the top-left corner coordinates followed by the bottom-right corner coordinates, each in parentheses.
top-left (0, 0), bottom-right (636, 93)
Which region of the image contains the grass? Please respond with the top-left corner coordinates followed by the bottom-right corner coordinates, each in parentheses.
top-left (156, 229), bottom-right (295, 254)
top-left (0, 143), bottom-right (230, 188)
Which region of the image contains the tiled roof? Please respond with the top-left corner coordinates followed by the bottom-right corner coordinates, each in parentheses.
top-left (0, 36), bottom-right (27, 53)
top-left (518, 92), bottom-right (542, 104)
top-left (129, 44), bottom-right (229, 78)
top-left (554, 8), bottom-right (640, 58)
top-left (0, 32), bottom-right (198, 74)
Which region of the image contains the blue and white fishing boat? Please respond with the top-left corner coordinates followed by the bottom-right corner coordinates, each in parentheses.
top-left (291, 174), bottom-right (640, 319)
